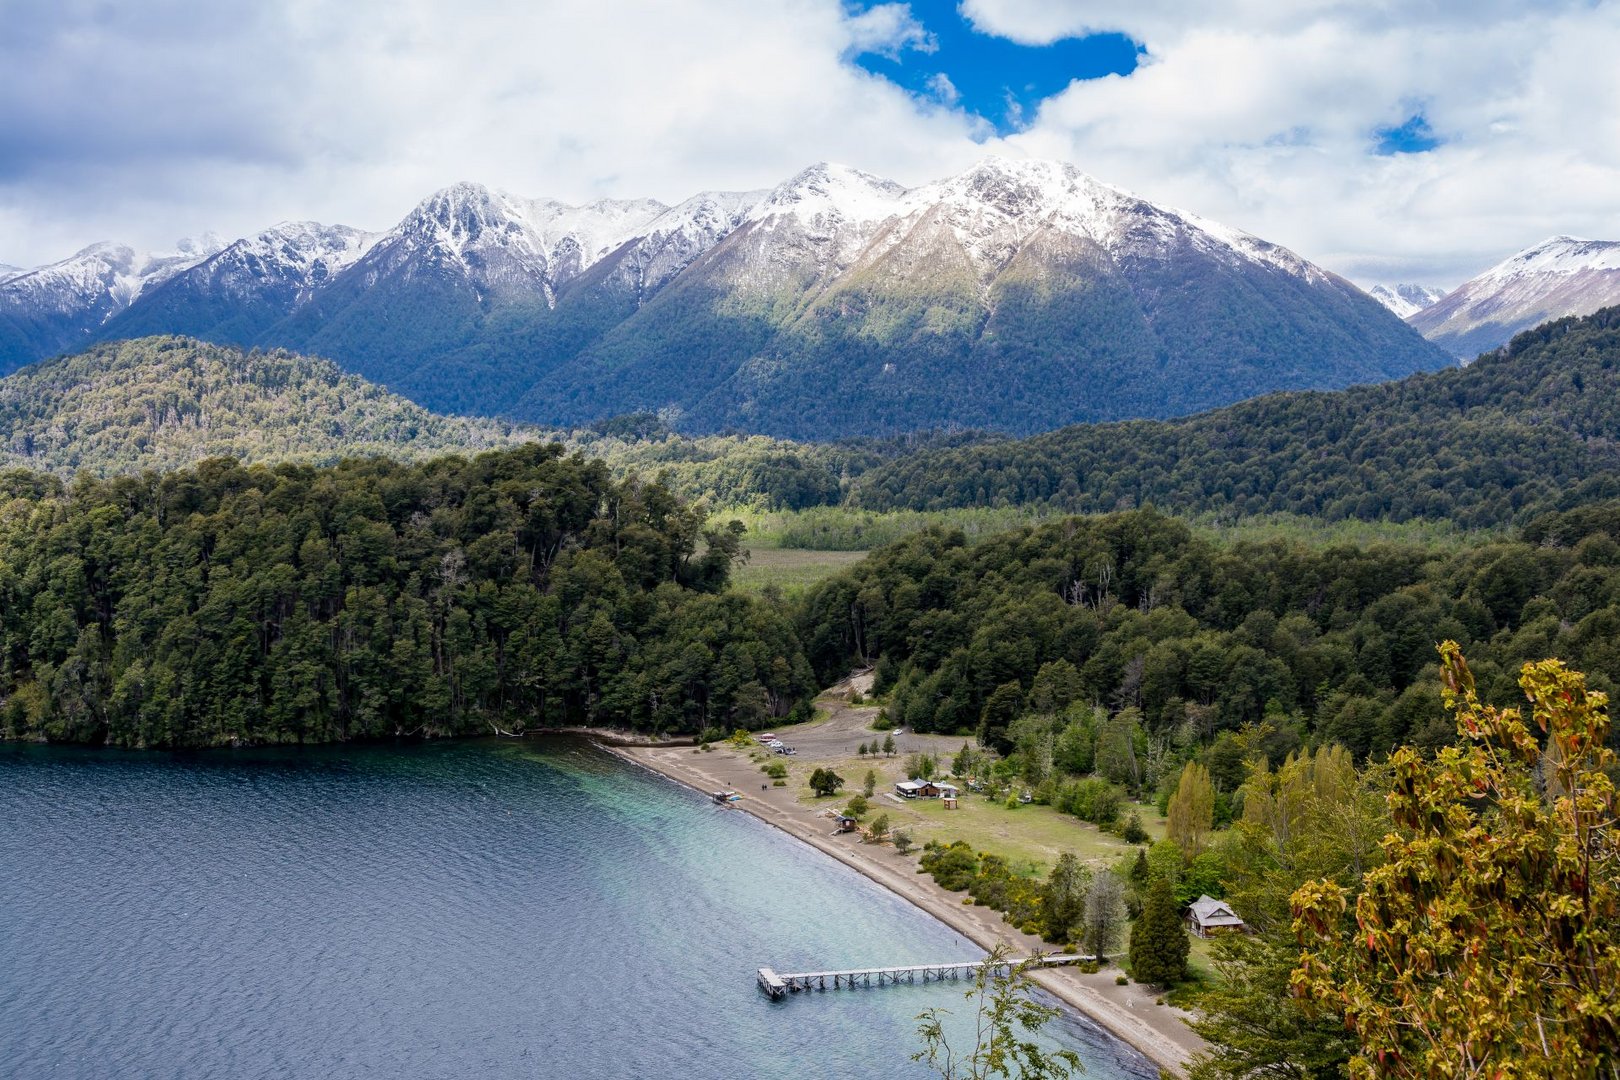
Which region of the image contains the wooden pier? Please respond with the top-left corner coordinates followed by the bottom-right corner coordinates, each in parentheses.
top-left (754, 954), bottom-right (1091, 1000)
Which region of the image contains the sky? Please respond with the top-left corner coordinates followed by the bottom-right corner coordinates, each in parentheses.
top-left (1, 0), bottom-right (1617, 288)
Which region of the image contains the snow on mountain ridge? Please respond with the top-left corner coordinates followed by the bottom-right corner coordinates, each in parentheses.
top-left (749, 162), bottom-right (909, 229)
top-left (381, 183), bottom-right (671, 300)
top-left (601, 189), bottom-right (768, 297)
top-left (1409, 235), bottom-right (1620, 356)
top-left (198, 222), bottom-right (382, 303)
top-left (1480, 236), bottom-right (1620, 283)
top-left (1369, 283), bottom-right (1446, 319)
top-left (2, 237), bottom-right (222, 321)
top-left (740, 156), bottom-right (1329, 289)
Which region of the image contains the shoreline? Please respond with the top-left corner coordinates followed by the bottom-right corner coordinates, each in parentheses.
top-left (601, 738), bottom-right (1205, 1078)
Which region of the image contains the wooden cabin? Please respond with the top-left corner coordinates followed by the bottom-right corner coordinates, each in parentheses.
top-left (1187, 895), bottom-right (1246, 937)
top-left (895, 779), bottom-right (941, 799)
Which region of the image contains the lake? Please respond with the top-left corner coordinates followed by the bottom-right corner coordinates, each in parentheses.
top-left (0, 738), bottom-right (1156, 1079)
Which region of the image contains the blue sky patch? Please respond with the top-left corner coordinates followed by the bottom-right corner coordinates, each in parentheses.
top-left (846, 1), bottom-right (1142, 136)
top-left (1374, 113), bottom-right (1443, 155)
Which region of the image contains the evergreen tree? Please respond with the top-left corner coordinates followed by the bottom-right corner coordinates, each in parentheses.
top-left (1043, 853), bottom-right (1090, 943)
top-left (1130, 848), bottom-right (1151, 888)
top-left (1187, 934), bottom-right (1355, 1080)
top-left (1130, 874), bottom-right (1190, 988)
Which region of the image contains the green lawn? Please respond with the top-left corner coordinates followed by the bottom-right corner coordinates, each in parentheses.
top-left (886, 792), bottom-right (1166, 870)
top-left (801, 757), bottom-right (1166, 874)
top-left (730, 547), bottom-right (868, 592)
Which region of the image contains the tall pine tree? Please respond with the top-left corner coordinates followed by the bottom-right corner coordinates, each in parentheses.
top-left (1130, 874), bottom-right (1190, 988)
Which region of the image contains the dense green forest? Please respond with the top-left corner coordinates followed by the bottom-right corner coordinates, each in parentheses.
top-left (0, 338), bottom-right (527, 476)
top-left (847, 307), bottom-right (1620, 529)
top-left (0, 336), bottom-right (887, 511)
top-left (0, 444), bottom-right (815, 748)
top-left (796, 504), bottom-right (1620, 770)
top-left (15, 308), bottom-right (1620, 535)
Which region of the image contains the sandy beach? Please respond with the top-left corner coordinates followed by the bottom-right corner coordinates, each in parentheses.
top-left (602, 678), bottom-right (1207, 1078)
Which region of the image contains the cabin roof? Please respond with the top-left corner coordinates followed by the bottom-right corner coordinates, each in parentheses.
top-left (1189, 895), bottom-right (1243, 925)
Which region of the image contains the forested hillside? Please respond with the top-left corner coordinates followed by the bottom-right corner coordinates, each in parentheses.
top-left (796, 505), bottom-right (1620, 768)
top-left (0, 337), bottom-right (879, 510)
top-left (0, 445), bottom-right (815, 747)
top-left (849, 307), bottom-right (1620, 529)
top-left (0, 337), bottom-right (527, 476)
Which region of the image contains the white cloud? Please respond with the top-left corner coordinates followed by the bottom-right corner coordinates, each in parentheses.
top-left (973, 0), bottom-right (1620, 283)
top-left (846, 3), bottom-right (936, 59)
top-left (926, 72), bottom-right (961, 106)
top-left (0, 0), bottom-right (1615, 287)
top-left (0, 0), bottom-right (980, 265)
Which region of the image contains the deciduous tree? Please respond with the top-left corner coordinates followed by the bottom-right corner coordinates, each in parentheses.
top-left (1081, 871), bottom-right (1127, 958)
top-left (1168, 760), bottom-right (1215, 855)
top-left (1292, 643), bottom-right (1620, 1079)
top-left (808, 767), bottom-right (845, 798)
top-left (1043, 853), bottom-right (1090, 943)
top-left (914, 946), bottom-right (1083, 1080)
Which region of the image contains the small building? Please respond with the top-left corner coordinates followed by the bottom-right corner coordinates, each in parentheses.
top-left (1187, 895), bottom-right (1245, 938)
top-left (835, 815), bottom-right (859, 833)
top-left (895, 779), bottom-right (942, 799)
top-left (935, 783), bottom-right (959, 798)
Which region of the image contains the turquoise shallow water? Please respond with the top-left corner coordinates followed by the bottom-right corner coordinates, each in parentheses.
top-left (0, 738), bottom-right (1156, 1079)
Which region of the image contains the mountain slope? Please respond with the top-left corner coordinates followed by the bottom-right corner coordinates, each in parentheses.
top-left (1369, 283), bottom-right (1444, 318)
top-left (98, 223), bottom-right (379, 347)
top-left (518, 158), bottom-right (1450, 437)
top-left (847, 305), bottom-right (1620, 529)
top-left (1410, 236), bottom-right (1620, 357)
top-left (265, 184), bottom-right (670, 413)
top-left (7, 159), bottom-right (1450, 436)
top-left (0, 240), bottom-right (220, 374)
top-left (0, 337), bottom-right (528, 476)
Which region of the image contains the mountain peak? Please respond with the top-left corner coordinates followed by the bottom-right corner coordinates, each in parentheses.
top-left (1410, 234), bottom-right (1620, 356)
top-left (1369, 283), bottom-right (1446, 319)
top-left (753, 162), bottom-right (908, 224)
top-left (1484, 235), bottom-right (1620, 282)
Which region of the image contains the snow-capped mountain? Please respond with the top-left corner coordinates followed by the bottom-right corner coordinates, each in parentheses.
top-left (520, 157), bottom-right (1448, 436)
top-left (99, 222), bottom-right (380, 347)
top-left (261, 183), bottom-right (680, 411)
top-left (590, 189), bottom-right (767, 298)
top-left (0, 237), bottom-right (221, 373)
top-left (348, 182), bottom-right (667, 304)
top-left (1409, 236), bottom-right (1620, 357)
top-left (1368, 283), bottom-right (1445, 319)
top-left (0, 264), bottom-right (23, 283)
top-left (3, 157), bottom-right (1450, 436)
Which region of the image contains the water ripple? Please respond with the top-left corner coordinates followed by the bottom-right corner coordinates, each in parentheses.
top-left (0, 740), bottom-right (1155, 1080)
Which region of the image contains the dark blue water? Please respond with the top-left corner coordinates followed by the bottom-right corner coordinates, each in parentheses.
top-left (0, 739), bottom-right (1155, 1079)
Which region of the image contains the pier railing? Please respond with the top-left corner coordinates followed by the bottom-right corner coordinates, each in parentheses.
top-left (755, 954), bottom-right (1093, 1000)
